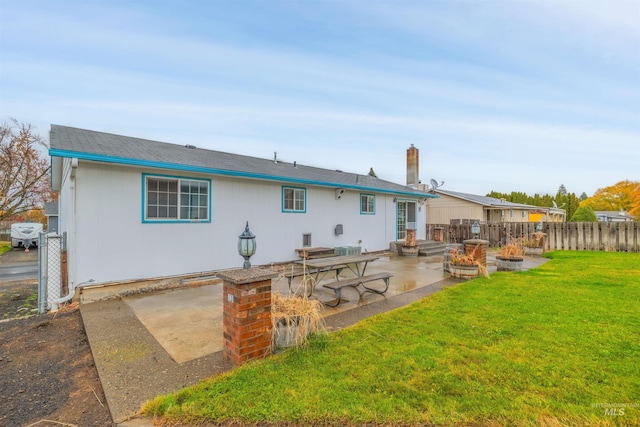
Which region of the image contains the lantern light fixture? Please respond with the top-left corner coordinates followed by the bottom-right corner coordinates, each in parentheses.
top-left (237, 221), bottom-right (257, 269)
top-left (471, 221), bottom-right (480, 239)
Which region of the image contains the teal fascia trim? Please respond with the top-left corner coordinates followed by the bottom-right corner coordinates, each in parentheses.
top-left (141, 173), bottom-right (212, 223)
top-left (49, 149), bottom-right (437, 199)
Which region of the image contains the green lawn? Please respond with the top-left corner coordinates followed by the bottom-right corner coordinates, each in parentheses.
top-left (143, 251), bottom-right (640, 426)
top-left (0, 241), bottom-right (11, 255)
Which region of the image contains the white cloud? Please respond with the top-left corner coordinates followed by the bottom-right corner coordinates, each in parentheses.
top-left (1, 0), bottom-right (638, 199)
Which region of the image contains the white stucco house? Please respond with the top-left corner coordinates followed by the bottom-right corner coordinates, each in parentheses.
top-left (49, 125), bottom-right (435, 288)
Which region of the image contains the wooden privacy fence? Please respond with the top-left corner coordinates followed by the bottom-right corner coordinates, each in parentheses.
top-left (427, 222), bottom-right (639, 253)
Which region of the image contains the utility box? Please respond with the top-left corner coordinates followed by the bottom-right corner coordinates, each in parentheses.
top-left (334, 246), bottom-right (361, 256)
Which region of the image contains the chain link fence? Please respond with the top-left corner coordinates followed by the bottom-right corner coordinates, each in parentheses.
top-left (38, 233), bottom-right (65, 312)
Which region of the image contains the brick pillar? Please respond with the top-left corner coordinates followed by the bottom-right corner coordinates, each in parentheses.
top-left (218, 268), bottom-right (277, 367)
top-left (463, 239), bottom-right (489, 267)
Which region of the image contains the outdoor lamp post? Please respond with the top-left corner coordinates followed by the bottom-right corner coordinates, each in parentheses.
top-left (237, 221), bottom-right (256, 269)
top-left (471, 221), bottom-right (480, 239)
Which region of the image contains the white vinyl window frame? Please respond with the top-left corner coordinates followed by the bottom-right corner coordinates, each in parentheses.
top-left (143, 174), bottom-right (211, 223)
top-left (360, 193), bottom-right (376, 214)
top-left (282, 186), bottom-right (306, 213)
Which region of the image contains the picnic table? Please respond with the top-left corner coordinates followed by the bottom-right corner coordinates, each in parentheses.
top-left (295, 253), bottom-right (380, 284)
top-left (292, 254), bottom-right (392, 306)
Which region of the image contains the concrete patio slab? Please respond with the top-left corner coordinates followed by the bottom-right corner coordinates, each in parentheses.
top-left (80, 251), bottom-right (548, 425)
top-left (80, 297), bottom-right (233, 424)
top-left (124, 283), bottom-right (224, 364)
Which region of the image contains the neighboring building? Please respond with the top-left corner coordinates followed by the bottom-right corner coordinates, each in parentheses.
top-left (426, 189), bottom-right (566, 224)
top-left (49, 125), bottom-right (434, 287)
top-left (44, 201), bottom-right (59, 233)
top-left (0, 220), bottom-right (11, 242)
top-left (527, 208), bottom-right (566, 223)
top-left (595, 210), bottom-right (635, 223)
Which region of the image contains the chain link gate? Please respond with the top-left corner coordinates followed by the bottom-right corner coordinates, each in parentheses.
top-left (38, 233), bottom-right (65, 312)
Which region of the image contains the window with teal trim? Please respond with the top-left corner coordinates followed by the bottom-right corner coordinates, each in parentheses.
top-left (145, 176), bottom-right (209, 221)
top-left (283, 186), bottom-right (306, 213)
top-left (360, 194), bottom-right (375, 214)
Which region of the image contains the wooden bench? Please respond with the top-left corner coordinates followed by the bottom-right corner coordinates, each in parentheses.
top-left (296, 247), bottom-right (336, 259)
top-left (321, 272), bottom-right (393, 307)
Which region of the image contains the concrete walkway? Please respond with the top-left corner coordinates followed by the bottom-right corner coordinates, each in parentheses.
top-left (80, 252), bottom-right (548, 425)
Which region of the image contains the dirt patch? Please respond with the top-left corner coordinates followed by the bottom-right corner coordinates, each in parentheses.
top-left (0, 303), bottom-right (114, 426)
top-left (0, 283), bottom-right (39, 319)
top-left (0, 251), bottom-right (112, 425)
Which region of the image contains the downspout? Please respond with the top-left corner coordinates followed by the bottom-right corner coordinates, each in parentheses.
top-left (52, 279), bottom-right (94, 304)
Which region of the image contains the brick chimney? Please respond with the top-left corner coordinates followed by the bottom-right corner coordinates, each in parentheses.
top-left (406, 144), bottom-right (419, 187)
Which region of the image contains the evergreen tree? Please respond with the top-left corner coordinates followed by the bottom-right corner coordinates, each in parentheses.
top-left (570, 205), bottom-right (598, 222)
top-left (486, 184), bottom-right (584, 220)
top-left (557, 184), bottom-right (568, 197)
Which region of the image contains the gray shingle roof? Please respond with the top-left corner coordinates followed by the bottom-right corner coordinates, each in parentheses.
top-left (435, 189), bottom-right (537, 209)
top-left (595, 211), bottom-right (634, 220)
top-left (49, 125), bottom-right (433, 197)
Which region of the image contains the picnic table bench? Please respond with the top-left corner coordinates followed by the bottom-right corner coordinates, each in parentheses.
top-left (283, 266), bottom-right (336, 287)
top-left (289, 254), bottom-right (383, 298)
top-left (322, 272), bottom-right (393, 307)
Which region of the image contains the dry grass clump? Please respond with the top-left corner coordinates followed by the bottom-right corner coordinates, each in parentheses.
top-left (271, 264), bottom-right (326, 348)
top-left (498, 237), bottom-right (525, 259)
top-left (524, 231), bottom-right (546, 248)
top-left (450, 245), bottom-right (490, 278)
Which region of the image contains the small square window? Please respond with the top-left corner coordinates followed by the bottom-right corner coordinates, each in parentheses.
top-left (360, 194), bottom-right (375, 214)
top-left (302, 233), bottom-right (311, 247)
top-left (283, 186), bottom-right (306, 213)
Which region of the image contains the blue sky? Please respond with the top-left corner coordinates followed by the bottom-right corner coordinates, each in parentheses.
top-left (1, 0), bottom-right (638, 197)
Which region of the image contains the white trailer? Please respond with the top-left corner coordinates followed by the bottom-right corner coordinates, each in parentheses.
top-left (11, 222), bottom-right (43, 248)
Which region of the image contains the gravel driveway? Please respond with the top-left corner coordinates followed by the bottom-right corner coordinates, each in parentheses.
top-left (0, 247), bottom-right (38, 284)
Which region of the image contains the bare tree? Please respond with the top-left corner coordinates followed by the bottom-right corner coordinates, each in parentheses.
top-left (0, 118), bottom-right (50, 221)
